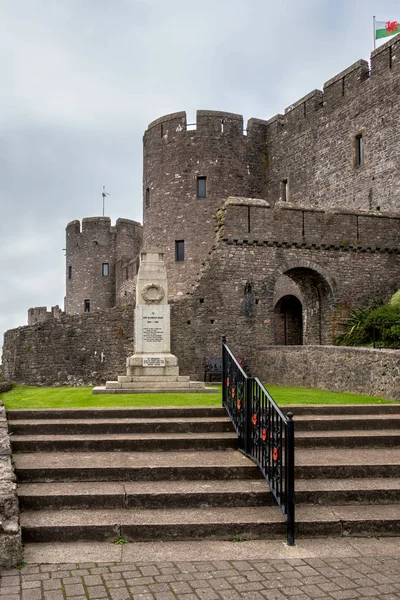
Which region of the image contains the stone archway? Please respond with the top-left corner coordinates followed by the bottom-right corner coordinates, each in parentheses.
top-left (265, 261), bottom-right (336, 346)
top-left (274, 295), bottom-right (303, 345)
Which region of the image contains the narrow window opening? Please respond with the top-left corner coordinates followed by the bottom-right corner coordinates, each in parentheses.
top-left (210, 319), bottom-right (215, 324)
top-left (255, 298), bottom-right (259, 305)
top-left (160, 124), bottom-right (164, 138)
top-left (175, 240), bottom-right (185, 261)
top-left (187, 320), bottom-right (191, 325)
top-left (280, 178), bottom-right (288, 202)
top-left (68, 265), bottom-right (72, 280)
top-left (197, 176), bottom-right (207, 198)
top-left (125, 267), bottom-right (129, 280)
top-left (355, 134), bottom-right (363, 167)
top-left (145, 187), bottom-right (150, 208)
top-left (84, 299), bottom-right (90, 313)
top-left (199, 298), bottom-right (204, 304)
top-left (341, 77), bottom-right (345, 96)
top-left (221, 119), bottom-right (224, 133)
top-left (102, 263), bottom-right (109, 277)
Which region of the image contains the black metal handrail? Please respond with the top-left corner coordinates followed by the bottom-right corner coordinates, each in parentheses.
top-left (222, 335), bottom-right (295, 545)
top-left (372, 322), bottom-right (400, 348)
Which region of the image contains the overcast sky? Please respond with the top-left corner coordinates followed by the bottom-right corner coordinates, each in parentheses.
top-left (0, 0), bottom-right (398, 351)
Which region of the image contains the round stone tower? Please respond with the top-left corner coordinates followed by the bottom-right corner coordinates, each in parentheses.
top-left (65, 217), bottom-right (142, 314)
top-left (142, 110), bottom-right (269, 297)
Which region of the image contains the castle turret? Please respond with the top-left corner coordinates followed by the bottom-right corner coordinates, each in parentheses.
top-left (142, 110), bottom-right (268, 297)
top-left (65, 217), bottom-right (142, 314)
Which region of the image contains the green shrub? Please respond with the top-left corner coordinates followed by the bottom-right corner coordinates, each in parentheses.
top-left (389, 289), bottom-right (400, 310)
top-left (334, 300), bottom-right (400, 348)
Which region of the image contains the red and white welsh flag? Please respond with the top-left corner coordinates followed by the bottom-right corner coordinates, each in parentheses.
top-left (375, 20), bottom-right (400, 40)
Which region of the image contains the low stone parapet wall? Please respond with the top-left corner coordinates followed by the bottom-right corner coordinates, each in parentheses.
top-left (253, 346), bottom-right (400, 401)
top-left (0, 400), bottom-right (22, 567)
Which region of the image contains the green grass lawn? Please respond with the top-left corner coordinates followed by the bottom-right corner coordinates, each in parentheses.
top-left (0, 384), bottom-right (394, 410)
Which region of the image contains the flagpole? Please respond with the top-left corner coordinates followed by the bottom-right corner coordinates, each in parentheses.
top-left (373, 15), bottom-right (376, 50)
top-left (102, 186), bottom-right (105, 216)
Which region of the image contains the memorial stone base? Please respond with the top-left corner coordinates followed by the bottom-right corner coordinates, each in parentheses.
top-left (93, 353), bottom-right (218, 394)
top-left (93, 249), bottom-right (218, 394)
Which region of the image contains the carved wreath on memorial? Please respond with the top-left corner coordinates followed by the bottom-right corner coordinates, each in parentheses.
top-left (141, 283), bottom-right (165, 304)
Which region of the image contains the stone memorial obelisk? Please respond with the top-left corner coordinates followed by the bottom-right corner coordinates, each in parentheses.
top-left (95, 250), bottom-right (215, 393)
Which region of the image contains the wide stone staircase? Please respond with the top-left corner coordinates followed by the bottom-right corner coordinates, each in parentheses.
top-left (6, 403), bottom-right (400, 544)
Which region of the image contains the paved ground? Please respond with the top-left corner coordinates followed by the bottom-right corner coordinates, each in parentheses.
top-left (2, 539), bottom-right (400, 600)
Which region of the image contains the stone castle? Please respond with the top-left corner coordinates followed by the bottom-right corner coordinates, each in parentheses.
top-left (3, 35), bottom-right (400, 385)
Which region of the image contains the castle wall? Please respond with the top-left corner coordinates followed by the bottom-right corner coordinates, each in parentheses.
top-left (4, 202), bottom-right (400, 385)
top-left (2, 308), bottom-right (134, 386)
top-left (143, 36), bottom-right (400, 301)
top-left (65, 217), bottom-right (142, 315)
top-left (27, 305), bottom-right (63, 326)
top-left (252, 346), bottom-right (400, 401)
top-left (266, 37), bottom-right (400, 212)
top-left (142, 110), bottom-right (268, 298)
top-left (170, 236), bottom-right (400, 380)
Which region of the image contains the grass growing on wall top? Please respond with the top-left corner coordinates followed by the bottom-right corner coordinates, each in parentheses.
top-left (0, 384), bottom-right (393, 410)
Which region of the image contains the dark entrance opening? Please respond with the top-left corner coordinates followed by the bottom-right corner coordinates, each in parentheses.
top-left (274, 295), bottom-right (303, 345)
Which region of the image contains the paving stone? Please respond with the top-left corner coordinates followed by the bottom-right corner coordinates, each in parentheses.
top-left (63, 584), bottom-right (85, 596)
top-left (0, 588), bottom-right (21, 595)
top-left (0, 578), bottom-right (20, 588)
top-left (43, 591), bottom-right (64, 600)
top-left (108, 589), bottom-right (131, 600)
top-left (21, 590), bottom-right (42, 600)
top-left (20, 583), bottom-right (40, 591)
top-left (86, 586), bottom-right (109, 599)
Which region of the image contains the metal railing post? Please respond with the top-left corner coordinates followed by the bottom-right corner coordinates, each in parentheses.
top-left (286, 411), bottom-right (295, 546)
top-left (244, 377), bottom-right (253, 455)
top-left (222, 335), bottom-right (227, 408)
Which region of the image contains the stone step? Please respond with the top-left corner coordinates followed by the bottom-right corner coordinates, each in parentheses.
top-left (10, 432), bottom-right (237, 453)
top-left (7, 417), bottom-right (234, 436)
top-left (6, 406), bottom-right (226, 420)
top-left (17, 476), bottom-right (400, 511)
top-left (17, 479), bottom-right (272, 510)
top-left (94, 385), bottom-right (218, 394)
top-left (117, 375), bottom-right (190, 383)
top-left (281, 404), bottom-right (400, 415)
top-left (293, 414), bottom-right (400, 431)
top-left (13, 450), bottom-right (261, 482)
top-left (296, 447), bottom-right (400, 478)
top-left (295, 429), bottom-right (400, 448)
top-left (19, 503), bottom-right (400, 543)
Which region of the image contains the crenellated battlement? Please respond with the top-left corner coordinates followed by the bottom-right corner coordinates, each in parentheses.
top-left (144, 109), bottom-right (268, 142)
top-left (27, 305), bottom-right (63, 326)
top-left (221, 198), bottom-right (400, 251)
top-left (65, 217), bottom-right (142, 315)
top-left (66, 217), bottom-right (141, 237)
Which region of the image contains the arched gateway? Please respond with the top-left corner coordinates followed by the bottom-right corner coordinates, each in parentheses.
top-left (268, 261), bottom-right (336, 346)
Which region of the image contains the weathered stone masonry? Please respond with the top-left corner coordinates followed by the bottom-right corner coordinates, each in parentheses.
top-left (3, 35), bottom-right (400, 389)
top-left (252, 346), bottom-right (400, 402)
top-left (0, 398), bottom-right (22, 568)
top-left (2, 308), bottom-right (134, 386)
